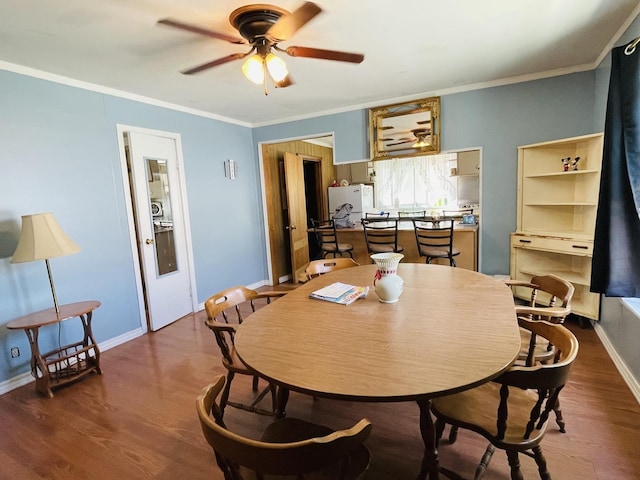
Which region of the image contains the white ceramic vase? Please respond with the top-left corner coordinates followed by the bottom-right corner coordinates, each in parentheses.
top-left (371, 252), bottom-right (404, 303)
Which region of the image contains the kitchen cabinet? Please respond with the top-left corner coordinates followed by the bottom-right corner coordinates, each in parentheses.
top-left (510, 133), bottom-right (603, 320)
top-left (456, 150), bottom-right (479, 176)
top-left (450, 150), bottom-right (480, 207)
top-left (335, 161), bottom-right (373, 185)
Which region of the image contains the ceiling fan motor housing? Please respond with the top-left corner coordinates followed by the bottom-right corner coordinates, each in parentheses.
top-left (229, 5), bottom-right (289, 43)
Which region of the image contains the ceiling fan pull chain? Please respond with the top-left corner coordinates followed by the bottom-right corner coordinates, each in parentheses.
top-left (625, 36), bottom-right (640, 56)
top-left (263, 62), bottom-right (269, 96)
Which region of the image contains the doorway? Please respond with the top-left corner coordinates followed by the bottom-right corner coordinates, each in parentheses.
top-left (259, 134), bottom-right (335, 285)
top-left (117, 126), bottom-right (198, 332)
top-left (283, 152), bottom-right (325, 283)
top-left (304, 159), bottom-right (324, 260)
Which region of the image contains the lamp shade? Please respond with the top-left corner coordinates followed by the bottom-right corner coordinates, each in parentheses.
top-left (241, 54), bottom-right (265, 84)
top-left (265, 53), bottom-right (288, 82)
top-left (11, 212), bottom-right (81, 263)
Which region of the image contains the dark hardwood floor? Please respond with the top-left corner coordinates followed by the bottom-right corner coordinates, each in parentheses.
top-left (1, 308), bottom-right (639, 479)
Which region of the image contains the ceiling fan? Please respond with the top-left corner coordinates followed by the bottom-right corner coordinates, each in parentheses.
top-left (384, 128), bottom-right (432, 148)
top-left (157, 2), bottom-right (365, 94)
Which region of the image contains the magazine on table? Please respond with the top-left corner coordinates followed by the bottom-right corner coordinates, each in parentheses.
top-left (309, 282), bottom-right (369, 305)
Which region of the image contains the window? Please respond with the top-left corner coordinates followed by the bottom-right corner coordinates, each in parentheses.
top-left (374, 153), bottom-right (458, 210)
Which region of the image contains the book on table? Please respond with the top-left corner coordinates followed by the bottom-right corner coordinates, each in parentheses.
top-left (309, 282), bottom-right (369, 305)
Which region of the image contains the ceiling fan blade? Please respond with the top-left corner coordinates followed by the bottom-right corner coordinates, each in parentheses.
top-left (157, 18), bottom-right (246, 45)
top-left (284, 46), bottom-right (364, 63)
top-left (267, 2), bottom-right (322, 42)
top-left (181, 51), bottom-right (252, 75)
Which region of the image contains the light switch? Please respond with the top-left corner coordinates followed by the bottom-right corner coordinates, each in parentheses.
top-left (224, 159), bottom-right (237, 179)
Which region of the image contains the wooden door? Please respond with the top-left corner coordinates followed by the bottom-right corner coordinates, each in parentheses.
top-left (284, 152), bottom-right (310, 283)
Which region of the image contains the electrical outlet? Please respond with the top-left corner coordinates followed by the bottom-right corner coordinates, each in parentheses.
top-left (10, 347), bottom-right (20, 358)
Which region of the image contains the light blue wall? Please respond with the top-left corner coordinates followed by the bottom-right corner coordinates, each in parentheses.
top-left (253, 109), bottom-right (369, 163)
top-left (0, 71), bottom-right (266, 384)
top-left (254, 72), bottom-right (596, 274)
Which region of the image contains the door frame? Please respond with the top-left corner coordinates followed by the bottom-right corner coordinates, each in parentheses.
top-left (258, 132), bottom-right (334, 285)
top-left (116, 124), bottom-right (198, 332)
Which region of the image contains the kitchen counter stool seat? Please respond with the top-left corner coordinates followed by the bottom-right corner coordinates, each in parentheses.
top-left (311, 219), bottom-right (354, 259)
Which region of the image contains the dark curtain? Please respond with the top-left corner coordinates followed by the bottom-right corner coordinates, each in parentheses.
top-left (591, 42), bottom-right (640, 297)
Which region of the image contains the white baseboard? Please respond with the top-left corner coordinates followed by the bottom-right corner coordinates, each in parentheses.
top-left (0, 327), bottom-right (145, 396)
top-left (0, 371), bottom-right (34, 394)
top-left (98, 327), bottom-right (145, 352)
top-left (593, 322), bottom-right (640, 405)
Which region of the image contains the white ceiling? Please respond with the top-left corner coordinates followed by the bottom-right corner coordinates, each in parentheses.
top-left (1, 0), bottom-right (638, 126)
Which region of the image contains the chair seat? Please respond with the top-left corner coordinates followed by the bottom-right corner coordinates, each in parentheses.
top-left (431, 382), bottom-right (547, 449)
top-left (322, 242), bottom-right (354, 253)
top-left (369, 244), bottom-right (404, 254)
top-left (419, 246), bottom-right (460, 258)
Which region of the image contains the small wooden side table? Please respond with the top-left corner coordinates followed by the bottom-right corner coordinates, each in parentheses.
top-left (7, 301), bottom-right (102, 398)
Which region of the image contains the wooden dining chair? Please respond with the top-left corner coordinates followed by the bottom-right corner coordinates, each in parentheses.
top-left (310, 218), bottom-right (354, 259)
top-left (412, 217), bottom-right (460, 266)
top-left (505, 274), bottom-right (574, 433)
top-left (197, 375), bottom-right (372, 479)
top-left (361, 217), bottom-right (404, 257)
top-left (304, 257), bottom-right (360, 281)
top-left (204, 286), bottom-right (287, 417)
top-left (506, 275), bottom-right (574, 321)
top-left (431, 317), bottom-right (579, 480)
top-left (506, 274), bottom-right (574, 364)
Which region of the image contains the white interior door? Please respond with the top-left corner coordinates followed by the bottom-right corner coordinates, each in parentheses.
top-left (128, 131), bottom-right (193, 331)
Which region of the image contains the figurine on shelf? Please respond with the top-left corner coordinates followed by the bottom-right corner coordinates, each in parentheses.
top-left (561, 157), bottom-right (572, 171)
top-left (571, 156), bottom-right (581, 171)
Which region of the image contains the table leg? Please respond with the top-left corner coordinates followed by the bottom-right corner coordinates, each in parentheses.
top-left (275, 386), bottom-right (289, 418)
top-left (416, 397), bottom-right (439, 480)
top-left (23, 327), bottom-right (54, 399)
top-left (79, 310), bottom-right (102, 374)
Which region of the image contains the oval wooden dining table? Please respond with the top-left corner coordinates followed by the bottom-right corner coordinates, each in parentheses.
top-left (234, 263), bottom-right (521, 480)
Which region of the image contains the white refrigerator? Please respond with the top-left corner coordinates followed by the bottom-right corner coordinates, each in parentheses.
top-left (328, 184), bottom-right (374, 224)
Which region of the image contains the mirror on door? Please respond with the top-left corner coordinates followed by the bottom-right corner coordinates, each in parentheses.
top-left (147, 158), bottom-right (177, 275)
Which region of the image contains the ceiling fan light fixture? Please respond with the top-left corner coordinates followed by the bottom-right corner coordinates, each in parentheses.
top-left (412, 138), bottom-right (430, 148)
top-left (265, 52), bottom-right (288, 82)
top-left (241, 54), bottom-right (265, 84)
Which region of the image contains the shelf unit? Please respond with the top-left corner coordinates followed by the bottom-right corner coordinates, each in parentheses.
top-left (511, 133), bottom-right (603, 320)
